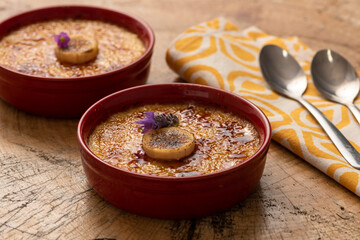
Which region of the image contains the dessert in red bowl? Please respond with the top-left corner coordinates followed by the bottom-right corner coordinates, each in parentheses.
top-left (77, 83), bottom-right (271, 219)
top-left (0, 5), bottom-right (154, 117)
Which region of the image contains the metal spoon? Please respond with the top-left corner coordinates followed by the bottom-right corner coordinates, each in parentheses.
top-left (311, 49), bottom-right (360, 124)
top-left (259, 44), bottom-right (360, 169)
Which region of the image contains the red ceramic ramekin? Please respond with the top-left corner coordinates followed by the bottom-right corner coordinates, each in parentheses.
top-left (0, 6), bottom-right (155, 118)
top-left (77, 83), bottom-right (271, 219)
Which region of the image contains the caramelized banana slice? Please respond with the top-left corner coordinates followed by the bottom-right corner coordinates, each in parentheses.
top-left (142, 127), bottom-right (195, 161)
top-left (55, 34), bottom-right (98, 64)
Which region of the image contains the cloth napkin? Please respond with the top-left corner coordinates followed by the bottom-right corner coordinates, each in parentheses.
top-left (166, 17), bottom-right (360, 197)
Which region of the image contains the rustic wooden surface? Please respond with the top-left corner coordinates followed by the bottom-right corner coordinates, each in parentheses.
top-left (1, 0), bottom-right (360, 239)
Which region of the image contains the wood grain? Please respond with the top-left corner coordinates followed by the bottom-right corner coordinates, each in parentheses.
top-left (0, 0), bottom-right (359, 239)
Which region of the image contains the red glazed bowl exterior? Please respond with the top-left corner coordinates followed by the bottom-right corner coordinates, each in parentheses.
top-left (0, 6), bottom-right (154, 118)
top-left (77, 83), bottom-right (271, 219)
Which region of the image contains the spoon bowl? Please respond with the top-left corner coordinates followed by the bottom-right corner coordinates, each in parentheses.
top-left (259, 45), bottom-right (307, 98)
top-left (259, 44), bottom-right (360, 169)
top-left (311, 49), bottom-right (360, 123)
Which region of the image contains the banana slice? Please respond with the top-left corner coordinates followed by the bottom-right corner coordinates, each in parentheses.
top-left (142, 127), bottom-right (195, 161)
top-left (55, 34), bottom-right (98, 64)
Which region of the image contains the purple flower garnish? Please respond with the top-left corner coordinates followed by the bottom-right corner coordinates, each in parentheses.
top-left (135, 112), bottom-right (157, 133)
top-left (54, 32), bottom-right (70, 48)
top-left (135, 111), bottom-right (179, 133)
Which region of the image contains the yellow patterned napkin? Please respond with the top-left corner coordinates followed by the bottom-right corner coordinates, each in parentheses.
top-left (166, 18), bottom-right (360, 196)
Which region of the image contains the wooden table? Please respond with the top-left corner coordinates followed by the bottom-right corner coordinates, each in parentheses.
top-left (1, 0), bottom-right (359, 239)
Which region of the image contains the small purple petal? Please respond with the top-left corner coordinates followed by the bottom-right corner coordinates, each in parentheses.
top-left (135, 112), bottom-right (156, 133)
top-left (145, 111), bottom-right (155, 120)
top-left (135, 111), bottom-right (180, 134)
top-left (54, 32), bottom-right (70, 48)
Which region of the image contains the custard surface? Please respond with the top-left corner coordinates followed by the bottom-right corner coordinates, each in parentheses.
top-left (0, 19), bottom-right (145, 77)
top-left (88, 103), bottom-right (260, 177)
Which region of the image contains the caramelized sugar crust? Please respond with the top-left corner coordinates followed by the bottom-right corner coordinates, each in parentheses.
top-left (0, 19), bottom-right (145, 77)
top-left (88, 103), bottom-right (260, 177)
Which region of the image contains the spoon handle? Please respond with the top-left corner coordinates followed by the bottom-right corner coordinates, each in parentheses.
top-left (297, 97), bottom-right (360, 169)
top-left (347, 104), bottom-right (360, 124)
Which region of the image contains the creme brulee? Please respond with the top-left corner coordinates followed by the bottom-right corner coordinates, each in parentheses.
top-left (0, 19), bottom-right (145, 77)
top-left (88, 103), bottom-right (260, 177)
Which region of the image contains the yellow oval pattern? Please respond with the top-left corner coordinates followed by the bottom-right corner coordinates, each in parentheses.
top-left (272, 128), bottom-right (304, 159)
top-left (227, 71), bottom-right (264, 92)
top-left (173, 36), bottom-right (217, 72)
top-left (183, 64), bottom-right (225, 89)
top-left (248, 31), bottom-right (268, 40)
top-left (219, 38), bottom-right (260, 71)
top-left (206, 18), bottom-right (220, 29)
top-left (241, 80), bottom-right (266, 91)
top-left (222, 34), bottom-right (260, 52)
top-left (327, 163), bottom-right (353, 178)
top-left (225, 21), bottom-right (239, 31)
top-left (174, 36), bottom-right (203, 52)
top-left (339, 172), bottom-right (359, 193)
top-left (230, 43), bottom-right (256, 62)
top-left (184, 29), bottom-right (207, 34)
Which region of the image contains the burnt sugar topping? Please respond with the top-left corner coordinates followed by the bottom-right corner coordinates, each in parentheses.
top-left (88, 103), bottom-right (260, 177)
top-left (0, 19), bottom-right (145, 77)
